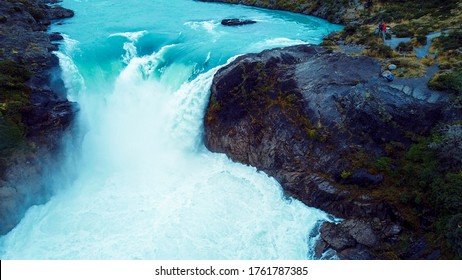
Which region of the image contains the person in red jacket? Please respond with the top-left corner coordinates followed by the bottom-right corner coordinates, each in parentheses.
top-left (381, 23), bottom-right (387, 40)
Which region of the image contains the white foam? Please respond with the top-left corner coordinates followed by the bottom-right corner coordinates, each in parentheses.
top-left (250, 37), bottom-right (307, 51)
top-left (184, 20), bottom-right (219, 34)
top-left (0, 49), bottom-right (328, 259)
top-left (110, 31), bottom-right (148, 64)
top-left (0, 54), bottom-right (329, 259)
top-left (54, 51), bottom-right (85, 101)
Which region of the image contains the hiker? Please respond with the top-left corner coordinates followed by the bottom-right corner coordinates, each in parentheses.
top-left (379, 23), bottom-right (387, 40)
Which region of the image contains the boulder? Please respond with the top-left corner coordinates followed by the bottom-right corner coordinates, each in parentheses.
top-left (318, 219), bottom-right (378, 259)
top-left (320, 222), bottom-right (356, 251)
top-left (47, 6), bottom-right (74, 20)
top-left (49, 32), bottom-right (64, 41)
top-left (221, 18), bottom-right (256, 26)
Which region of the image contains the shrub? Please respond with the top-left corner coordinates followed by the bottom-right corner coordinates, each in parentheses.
top-left (364, 42), bottom-right (394, 58)
top-left (343, 24), bottom-right (359, 36)
top-left (429, 125), bottom-right (462, 168)
top-left (392, 24), bottom-right (414, 38)
top-left (421, 55), bottom-right (435, 66)
top-left (428, 70), bottom-right (462, 94)
top-left (374, 156), bottom-right (392, 172)
top-left (396, 41), bottom-right (414, 52)
top-left (341, 170), bottom-right (352, 179)
top-left (415, 34), bottom-right (427, 46)
top-left (434, 30), bottom-right (462, 52)
top-left (445, 213), bottom-right (462, 258)
top-left (320, 40), bottom-right (336, 47)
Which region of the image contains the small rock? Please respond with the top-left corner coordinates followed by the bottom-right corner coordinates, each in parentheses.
top-left (382, 70), bottom-right (392, 77)
top-left (402, 85), bottom-right (412, 95)
top-left (314, 239), bottom-right (328, 259)
top-left (342, 219), bottom-right (378, 247)
top-left (49, 32), bottom-right (63, 41)
top-left (321, 222), bottom-right (356, 251)
top-left (221, 18), bottom-right (256, 26)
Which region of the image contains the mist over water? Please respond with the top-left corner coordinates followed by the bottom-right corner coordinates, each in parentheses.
top-left (0, 0), bottom-right (342, 259)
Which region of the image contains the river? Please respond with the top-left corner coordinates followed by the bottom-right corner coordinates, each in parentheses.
top-left (0, 0), bottom-right (341, 259)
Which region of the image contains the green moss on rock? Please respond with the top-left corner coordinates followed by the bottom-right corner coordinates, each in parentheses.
top-left (0, 59), bottom-right (31, 154)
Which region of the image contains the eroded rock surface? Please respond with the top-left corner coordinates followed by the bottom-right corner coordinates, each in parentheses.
top-left (204, 44), bottom-right (450, 258)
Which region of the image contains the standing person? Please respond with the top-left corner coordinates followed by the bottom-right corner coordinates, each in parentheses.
top-left (378, 22), bottom-right (383, 35)
top-left (382, 23), bottom-right (387, 40)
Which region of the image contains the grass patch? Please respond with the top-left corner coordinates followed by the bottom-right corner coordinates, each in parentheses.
top-left (363, 42), bottom-right (395, 58)
top-left (433, 30), bottom-right (462, 52)
top-left (388, 57), bottom-right (426, 78)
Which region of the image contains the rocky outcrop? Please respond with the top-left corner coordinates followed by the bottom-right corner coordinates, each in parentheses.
top-left (0, 0), bottom-right (76, 234)
top-left (204, 44), bottom-right (451, 259)
top-left (46, 5), bottom-right (74, 20)
top-left (221, 18), bottom-right (256, 26)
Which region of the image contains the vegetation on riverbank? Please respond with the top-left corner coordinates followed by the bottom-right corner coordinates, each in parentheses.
top-left (201, 0), bottom-right (462, 259)
top-left (326, 1), bottom-right (461, 259)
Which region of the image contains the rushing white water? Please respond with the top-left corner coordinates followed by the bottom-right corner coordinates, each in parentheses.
top-left (0, 0), bottom-right (342, 259)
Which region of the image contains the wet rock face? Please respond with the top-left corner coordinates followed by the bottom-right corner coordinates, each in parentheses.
top-left (204, 44), bottom-right (450, 258)
top-left (0, 0), bottom-right (76, 235)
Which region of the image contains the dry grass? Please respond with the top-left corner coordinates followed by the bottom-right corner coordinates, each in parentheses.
top-left (388, 57), bottom-right (427, 78)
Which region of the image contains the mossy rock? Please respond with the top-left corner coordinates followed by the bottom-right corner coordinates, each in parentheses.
top-left (0, 113), bottom-right (25, 150)
top-left (0, 60), bottom-right (31, 153)
top-left (0, 59), bottom-right (31, 84)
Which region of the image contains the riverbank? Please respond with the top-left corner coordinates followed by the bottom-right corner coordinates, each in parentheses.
top-left (0, 0), bottom-right (76, 234)
top-left (201, 0), bottom-right (462, 259)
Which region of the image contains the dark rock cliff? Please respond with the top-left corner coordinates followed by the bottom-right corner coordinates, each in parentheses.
top-left (204, 44), bottom-right (453, 259)
top-left (0, 0), bottom-right (76, 234)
